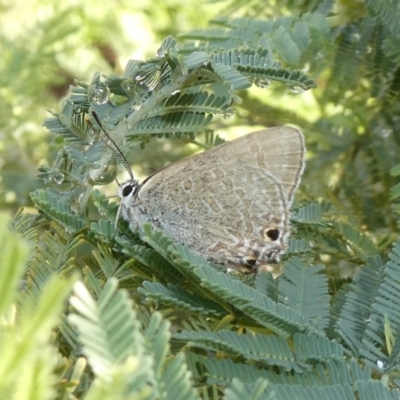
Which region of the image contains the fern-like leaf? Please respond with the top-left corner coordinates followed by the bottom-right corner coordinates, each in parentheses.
top-left (365, 0), bottom-right (400, 40)
top-left (160, 353), bottom-right (200, 400)
top-left (193, 266), bottom-right (320, 337)
top-left (139, 281), bottom-right (226, 317)
top-left (224, 378), bottom-right (271, 400)
top-left (278, 257), bottom-right (329, 331)
top-left (359, 241), bottom-right (400, 370)
top-left (68, 278), bottom-right (143, 376)
top-left (205, 358), bottom-right (372, 387)
top-left (175, 330), bottom-right (302, 372)
top-left (334, 256), bottom-right (382, 355)
top-left (0, 213), bottom-right (30, 315)
top-left (30, 189), bottom-right (85, 232)
top-left (129, 111), bottom-right (213, 136)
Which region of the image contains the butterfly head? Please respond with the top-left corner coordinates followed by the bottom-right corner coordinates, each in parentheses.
top-left (118, 179), bottom-right (139, 202)
top-left (114, 179), bottom-right (139, 227)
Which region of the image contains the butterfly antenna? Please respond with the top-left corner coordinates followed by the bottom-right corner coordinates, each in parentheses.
top-left (91, 111), bottom-right (134, 182)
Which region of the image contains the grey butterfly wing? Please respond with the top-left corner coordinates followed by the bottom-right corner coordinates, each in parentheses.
top-left (143, 126), bottom-right (304, 204)
top-left (128, 126), bottom-right (305, 269)
top-left (239, 126), bottom-right (305, 206)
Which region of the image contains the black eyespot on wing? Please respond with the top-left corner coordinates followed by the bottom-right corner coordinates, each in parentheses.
top-left (266, 229), bottom-right (280, 241)
top-left (122, 184), bottom-right (134, 197)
